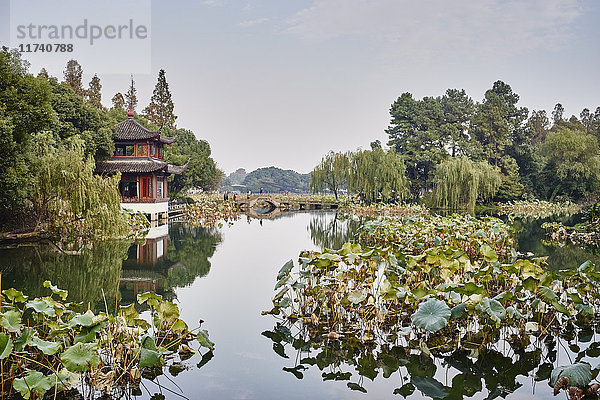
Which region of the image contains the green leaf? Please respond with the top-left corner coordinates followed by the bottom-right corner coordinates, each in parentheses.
top-left (74, 323), bottom-right (104, 344)
top-left (30, 337), bottom-right (61, 355)
top-left (0, 333), bottom-right (13, 359)
top-left (139, 348), bottom-right (162, 367)
top-left (1, 310), bottom-right (22, 333)
top-left (3, 288), bottom-right (27, 303)
top-left (68, 312), bottom-right (94, 328)
top-left (550, 363), bottom-right (592, 388)
top-left (450, 303), bottom-right (467, 320)
top-left (158, 301), bottom-right (179, 324)
top-left (411, 299), bottom-right (451, 332)
top-left (479, 297), bottom-right (506, 322)
top-left (61, 342), bottom-right (100, 372)
top-left (43, 281), bottom-right (68, 300)
top-left (137, 291), bottom-right (162, 307)
top-left (394, 383), bottom-right (415, 397)
top-left (119, 303), bottom-right (139, 325)
top-left (480, 244), bottom-right (497, 262)
top-left (12, 370), bottom-right (53, 400)
top-left (277, 260), bottom-right (294, 280)
top-left (196, 329), bottom-right (215, 351)
top-left (26, 299), bottom-right (55, 317)
top-left (348, 290), bottom-right (367, 304)
top-left (140, 335), bottom-right (158, 351)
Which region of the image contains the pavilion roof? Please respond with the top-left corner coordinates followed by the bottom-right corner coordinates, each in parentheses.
top-left (96, 158), bottom-right (187, 175)
top-left (116, 118), bottom-right (176, 143)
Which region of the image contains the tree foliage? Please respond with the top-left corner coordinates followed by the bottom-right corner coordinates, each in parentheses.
top-left (143, 69), bottom-right (177, 129)
top-left (165, 129), bottom-right (222, 194)
top-left (124, 75), bottom-right (138, 111)
top-left (431, 157), bottom-right (501, 209)
top-left (85, 74), bottom-right (102, 109)
top-left (63, 59), bottom-right (83, 96)
top-left (310, 152), bottom-right (349, 199)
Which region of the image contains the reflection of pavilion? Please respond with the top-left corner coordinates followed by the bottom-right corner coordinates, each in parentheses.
top-left (120, 225), bottom-right (182, 303)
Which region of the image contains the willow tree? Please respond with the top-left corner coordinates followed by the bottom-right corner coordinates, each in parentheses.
top-left (348, 148), bottom-right (409, 204)
top-left (310, 151), bottom-right (350, 200)
top-left (30, 134), bottom-right (130, 240)
top-left (431, 157), bottom-right (501, 209)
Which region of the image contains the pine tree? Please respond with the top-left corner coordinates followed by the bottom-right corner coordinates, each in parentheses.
top-left (38, 68), bottom-right (49, 79)
top-left (111, 93), bottom-right (125, 110)
top-left (86, 74), bottom-right (102, 109)
top-left (63, 59), bottom-right (84, 96)
top-left (124, 75), bottom-right (138, 111)
top-left (143, 69), bottom-right (177, 128)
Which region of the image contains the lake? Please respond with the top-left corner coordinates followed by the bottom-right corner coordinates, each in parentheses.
top-left (1, 211), bottom-right (599, 399)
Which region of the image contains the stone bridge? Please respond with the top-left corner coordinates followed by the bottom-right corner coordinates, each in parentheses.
top-left (234, 194), bottom-right (338, 218)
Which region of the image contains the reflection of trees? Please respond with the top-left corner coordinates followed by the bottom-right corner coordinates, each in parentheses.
top-left (509, 215), bottom-right (600, 270)
top-left (309, 213), bottom-right (362, 250)
top-left (0, 240), bottom-right (129, 310)
top-left (263, 322), bottom-right (594, 398)
top-left (165, 224), bottom-right (221, 288)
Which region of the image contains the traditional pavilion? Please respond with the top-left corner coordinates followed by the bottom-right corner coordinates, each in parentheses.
top-left (96, 109), bottom-right (186, 223)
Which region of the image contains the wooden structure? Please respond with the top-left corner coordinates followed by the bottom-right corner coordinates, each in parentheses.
top-left (96, 109), bottom-right (186, 222)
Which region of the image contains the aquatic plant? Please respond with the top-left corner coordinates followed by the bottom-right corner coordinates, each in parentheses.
top-left (341, 203), bottom-right (428, 218)
top-left (497, 200), bottom-right (582, 219)
top-left (265, 215), bottom-right (600, 397)
top-left (184, 196), bottom-right (240, 227)
top-left (0, 282), bottom-right (213, 399)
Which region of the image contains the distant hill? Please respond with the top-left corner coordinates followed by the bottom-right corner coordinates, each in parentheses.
top-left (220, 167), bottom-right (310, 193)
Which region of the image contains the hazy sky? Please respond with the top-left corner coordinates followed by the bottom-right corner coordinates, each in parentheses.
top-left (1, 0), bottom-right (599, 174)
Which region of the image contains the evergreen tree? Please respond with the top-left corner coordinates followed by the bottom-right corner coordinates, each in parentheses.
top-left (143, 69), bottom-right (177, 129)
top-left (63, 59), bottom-right (84, 96)
top-left (111, 92), bottom-right (126, 110)
top-left (552, 103), bottom-right (564, 126)
top-left (86, 74), bottom-right (102, 109)
top-left (38, 68), bottom-right (49, 79)
top-left (124, 75), bottom-right (138, 111)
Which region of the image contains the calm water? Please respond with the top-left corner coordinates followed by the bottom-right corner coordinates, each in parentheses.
top-left (1, 211), bottom-right (599, 399)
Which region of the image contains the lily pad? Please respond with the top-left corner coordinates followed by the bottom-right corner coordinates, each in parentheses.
top-left (61, 342), bottom-right (100, 372)
top-left (12, 370), bottom-right (53, 399)
top-left (1, 310), bottom-right (22, 333)
top-left (30, 337), bottom-right (61, 355)
top-left (3, 288), bottom-right (27, 303)
top-left (277, 260), bottom-right (294, 280)
top-left (197, 329), bottom-right (215, 351)
top-left (43, 280), bottom-right (68, 300)
top-left (411, 299), bottom-right (451, 332)
top-left (0, 333), bottom-right (13, 359)
top-left (550, 363), bottom-right (592, 388)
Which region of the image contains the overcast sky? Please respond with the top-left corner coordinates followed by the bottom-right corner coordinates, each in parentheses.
top-left (1, 0), bottom-right (599, 174)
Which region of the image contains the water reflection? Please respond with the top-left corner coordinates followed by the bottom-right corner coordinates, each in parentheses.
top-left (0, 240), bottom-right (129, 310)
top-left (308, 212), bottom-right (362, 249)
top-left (120, 224), bottom-right (222, 303)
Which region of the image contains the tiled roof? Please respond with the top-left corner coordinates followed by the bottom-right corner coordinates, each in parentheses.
top-left (116, 118), bottom-right (177, 144)
top-left (116, 119), bottom-right (160, 140)
top-left (96, 158), bottom-right (168, 174)
top-left (167, 162), bottom-right (188, 175)
top-left (96, 158), bottom-right (187, 175)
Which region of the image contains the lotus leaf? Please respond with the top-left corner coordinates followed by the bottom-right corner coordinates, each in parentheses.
top-left (197, 329), bottom-right (215, 351)
top-left (3, 288), bottom-right (27, 303)
top-left (137, 291), bottom-right (162, 307)
top-left (277, 259), bottom-right (294, 280)
top-left (550, 363), bottom-right (592, 388)
top-left (30, 337), bottom-right (61, 355)
top-left (61, 342), bottom-right (100, 372)
top-left (412, 299), bottom-right (451, 332)
top-left (43, 280), bottom-right (68, 300)
top-left (12, 370), bottom-right (53, 399)
top-left (68, 312), bottom-right (94, 328)
top-left (1, 310), bottom-right (22, 333)
top-left (119, 303), bottom-right (139, 325)
top-left (348, 290), bottom-right (367, 304)
top-left (26, 299), bottom-right (55, 317)
top-left (478, 297), bottom-right (506, 322)
top-left (140, 347), bottom-right (162, 367)
top-left (0, 333), bottom-right (13, 359)
top-left (158, 301), bottom-right (180, 323)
